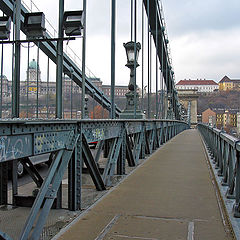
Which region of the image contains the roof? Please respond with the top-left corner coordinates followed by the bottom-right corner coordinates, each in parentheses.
top-left (29, 59), bottom-right (39, 70)
top-left (213, 108), bottom-right (239, 114)
top-left (219, 76), bottom-right (231, 83)
top-left (176, 79), bottom-right (218, 86)
top-left (202, 108), bottom-right (216, 114)
top-left (219, 75), bottom-right (240, 83)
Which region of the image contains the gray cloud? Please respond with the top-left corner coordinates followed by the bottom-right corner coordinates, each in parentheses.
top-left (163, 0), bottom-right (240, 37)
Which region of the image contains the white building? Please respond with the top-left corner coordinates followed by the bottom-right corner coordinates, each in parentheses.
top-left (176, 79), bottom-right (219, 93)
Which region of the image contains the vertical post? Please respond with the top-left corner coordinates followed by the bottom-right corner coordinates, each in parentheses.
top-left (92, 91), bottom-right (95, 119)
top-left (150, 34), bottom-right (152, 105)
top-left (81, 0), bottom-right (87, 119)
top-left (0, 42), bottom-right (3, 118)
top-left (36, 43), bottom-right (40, 118)
top-left (155, 4), bottom-right (158, 119)
top-left (133, 0), bottom-right (137, 119)
top-left (12, 160), bottom-right (18, 206)
top-left (70, 74), bottom-right (73, 119)
top-left (110, 0), bottom-right (116, 119)
top-left (62, 74), bottom-right (65, 118)
top-left (101, 92), bottom-right (104, 118)
top-left (147, 0), bottom-right (150, 119)
top-left (0, 162), bottom-right (8, 205)
top-left (68, 149), bottom-right (77, 210)
top-left (234, 150), bottom-right (240, 217)
top-left (56, 0), bottom-right (64, 119)
top-left (117, 124), bottom-right (126, 175)
top-left (131, 0), bottom-right (133, 41)
top-left (47, 57), bottom-right (49, 118)
top-left (26, 43), bottom-right (30, 118)
top-left (12, 0), bottom-right (21, 118)
top-left (161, 26), bottom-right (165, 119)
top-left (141, 0), bottom-right (144, 111)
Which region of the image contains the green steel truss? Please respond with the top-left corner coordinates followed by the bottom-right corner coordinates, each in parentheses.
top-left (0, 119), bottom-right (188, 239)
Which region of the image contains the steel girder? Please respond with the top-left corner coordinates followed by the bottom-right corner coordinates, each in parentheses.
top-left (198, 123), bottom-right (240, 218)
top-left (0, 0), bottom-right (121, 116)
top-left (0, 119), bottom-right (188, 240)
top-left (143, 0), bottom-right (181, 120)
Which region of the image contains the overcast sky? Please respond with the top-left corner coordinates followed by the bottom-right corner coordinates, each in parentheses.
top-left (2, 0), bottom-right (240, 88)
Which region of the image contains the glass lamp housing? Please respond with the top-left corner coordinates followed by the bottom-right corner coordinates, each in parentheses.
top-left (0, 16), bottom-right (11, 40)
top-left (24, 12), bottom-right (46, 38)
top-left (123, 41), bottom-right (141, 65)
top-left (63, 11), bottom-right (84, 36)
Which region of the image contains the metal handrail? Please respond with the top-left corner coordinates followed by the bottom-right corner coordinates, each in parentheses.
top-left (197, 123), bottom-right (240, 218)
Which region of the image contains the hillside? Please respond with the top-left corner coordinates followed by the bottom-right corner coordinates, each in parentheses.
top-left (197, 91), bottom-right (240, 114)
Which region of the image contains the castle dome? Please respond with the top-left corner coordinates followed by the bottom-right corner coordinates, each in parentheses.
top-left (29, 59), bottom-right (39, 70)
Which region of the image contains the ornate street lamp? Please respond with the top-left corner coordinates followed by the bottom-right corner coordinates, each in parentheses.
top-left (120, 41), bottom-right (145, 119)
top-left (123, 41), bottom-right (141, 91)
top-left (0, 16), bottom-right (11, 40)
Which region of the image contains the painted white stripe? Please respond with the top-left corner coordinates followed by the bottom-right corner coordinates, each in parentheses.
top-left (113, 235), bottom-right (158, 240)
top-left (187, 222), bottom-right (194, 240)
top-left (95, 215), bottom-right (120, 240)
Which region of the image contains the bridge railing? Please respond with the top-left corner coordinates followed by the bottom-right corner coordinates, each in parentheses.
top-left (0, 119), bottom-right (189, 240)
top-left (197, 123), bottom-right (240, 218)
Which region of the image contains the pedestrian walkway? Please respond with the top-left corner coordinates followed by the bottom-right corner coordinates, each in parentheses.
top-left (56, 129), bottom-right (234, 240)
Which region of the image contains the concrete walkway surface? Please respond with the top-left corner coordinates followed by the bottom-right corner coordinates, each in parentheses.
top-left (57, 129), bottom-right (234, 240)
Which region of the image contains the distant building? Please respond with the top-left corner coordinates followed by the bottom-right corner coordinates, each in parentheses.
top-left (91, 78), bottom-right (141, 98)
top-left (214, 109), bottom-right (238, 129)
top-left (219, 76), bottom-right (240, 91)
top-left (1, 60), bottom-right (137, 100)
top-left (202, 108), bottom-right (216, 126)
top-left (215, 109), bottom-right (225, 128)
top-left (176, 79), bottom-right (219, 93)
top-left (202, 108), bottom-right (238, 131)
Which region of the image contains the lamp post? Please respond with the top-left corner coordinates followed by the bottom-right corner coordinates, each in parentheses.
top-left (120, 41), bottom-right (145, 119)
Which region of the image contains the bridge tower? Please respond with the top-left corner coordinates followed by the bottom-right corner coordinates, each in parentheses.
top-left (178, 89), bottom-right (199, 127)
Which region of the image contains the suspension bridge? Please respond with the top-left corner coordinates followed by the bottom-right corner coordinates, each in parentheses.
top-left (0, 0), bottom-right (239, 240)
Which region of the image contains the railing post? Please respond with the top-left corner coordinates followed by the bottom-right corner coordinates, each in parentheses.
top-left (0, 162), bottom-right (8, 205)
top-left (234, 149), bottom-right (240, 217)
top-left (140, 122), bottom-right (146, 159)
top-left (226, 147), bottom-right (236, 199)
top-left (68, 125), bottom-right (82, 211)
top-left (117, 123), bottom-right (126, 175)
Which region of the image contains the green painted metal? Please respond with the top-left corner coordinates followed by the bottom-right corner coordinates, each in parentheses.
top-left (81, 0), bottom-right (86, 119)
top-left (56, 0), bottom-right (64, 119)
top-left (12, 0), bottom-right (21, 118)
top-left (0, 1), bottom-right (191, 238)
top-left (36, 43), bottom-right (40, 118)
top-left (143, 0), bottom-right (181, 120)
top-left (110, 0), bottom-right (116, 119)
top-left (0, 162), bottom-right (8, 205)
top-left (0, 119), bottom-right (188, 239)
top-left (82, 133), bottom-right (105, 191)
top-left (19, 150), bottom-right (64, 239)
top-left (20, 157), bottom-right (43, 188)
top-left (198, 123), bottom-right (240, 218)
top-left (0, 43), bottom-right (3, 118)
